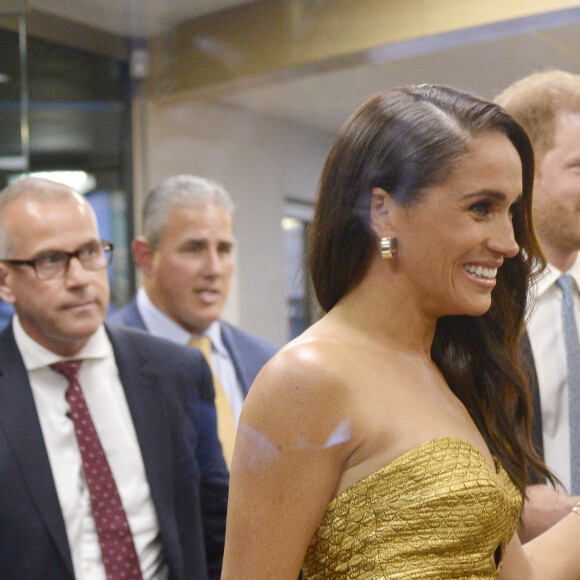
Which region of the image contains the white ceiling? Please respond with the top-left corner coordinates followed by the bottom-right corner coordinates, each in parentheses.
top-left (218, 8), bottom-right (580, 133)
top-left (24, 2), bottom-right (580, 134)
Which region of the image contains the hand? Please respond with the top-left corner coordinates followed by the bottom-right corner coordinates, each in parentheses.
top-left (517, 484), bottom-right (580, 543)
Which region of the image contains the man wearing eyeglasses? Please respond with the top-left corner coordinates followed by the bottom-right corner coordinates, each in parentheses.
top-left (0, 177), bottom-right (227, 579)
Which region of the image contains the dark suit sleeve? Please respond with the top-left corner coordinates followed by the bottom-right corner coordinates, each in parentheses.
top-left (181, 352), bottom-right (229, 580)
top-left (520, 330), bottom-right (546, 485)
top-left (220, 322), bottom-right (277, 396)
top-left (107, 326), bottom-right (228, 579)
top-left (0, 325), bottom-right (75, 579)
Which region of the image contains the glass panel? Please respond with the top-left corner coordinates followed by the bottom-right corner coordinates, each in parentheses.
top-left (0, 13), bottom-right (27, 177)
top-left (283, 201), bottom-right (322, 340)
top-left (0, 18), bottom-right (134, 310)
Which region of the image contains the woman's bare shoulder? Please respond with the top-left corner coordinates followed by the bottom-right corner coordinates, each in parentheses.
top-left (253, 330), bottom-right (350, 398)
top-left (240, 329), bottom-right (356, 451)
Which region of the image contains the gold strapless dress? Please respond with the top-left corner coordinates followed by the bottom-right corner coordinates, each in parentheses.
top-left (302, 438), bottom-right (522, 579)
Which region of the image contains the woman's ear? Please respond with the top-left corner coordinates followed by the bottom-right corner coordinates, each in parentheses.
top-left (370, 187), bottom-right (397, 238)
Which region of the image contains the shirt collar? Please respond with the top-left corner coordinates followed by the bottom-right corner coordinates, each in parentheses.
top-left (535, 254), bottom-right (580, 297)
top-left (190, 320), bottom-right (227, 358)
top-left (12, 314), bottom-right (111, 371)
top-left (137, 287), bottom-right (191, 344)
top-left (137, 287), bottom-right (225, 354)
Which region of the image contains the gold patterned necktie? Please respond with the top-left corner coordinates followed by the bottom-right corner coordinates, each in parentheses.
top-left (189, 336), bottom-right (236, 467)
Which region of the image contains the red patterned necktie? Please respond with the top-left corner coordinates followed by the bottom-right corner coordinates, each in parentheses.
top-left (51, 360), bottom-right (143, 580)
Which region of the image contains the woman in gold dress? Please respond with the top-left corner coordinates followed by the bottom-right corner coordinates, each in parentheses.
top-left (222, 85), bottom-right (580, 579)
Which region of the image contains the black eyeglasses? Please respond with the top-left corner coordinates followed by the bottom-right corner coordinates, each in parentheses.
top-left (2, 240), bottom-right (114, 280)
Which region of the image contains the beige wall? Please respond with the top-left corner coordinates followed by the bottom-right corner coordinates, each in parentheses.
top-left (132, 0), bottom-right (580, 348)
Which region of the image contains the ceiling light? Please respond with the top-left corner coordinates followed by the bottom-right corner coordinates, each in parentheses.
top-left (281, 216), bottom-right (302, 231)
top-left (9, 170), bottom-right (97, 194)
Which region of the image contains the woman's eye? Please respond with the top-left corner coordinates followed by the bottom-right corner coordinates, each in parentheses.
top-left (469, 201), bottom-right (491, 216)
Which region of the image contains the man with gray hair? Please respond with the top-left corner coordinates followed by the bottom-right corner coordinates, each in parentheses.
top-left (108, 175), bottom-right (276, 467)
top-left (0, 176), bottom-right (227, 579)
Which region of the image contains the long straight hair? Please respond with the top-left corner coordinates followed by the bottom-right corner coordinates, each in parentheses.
top-left (309, 84), bottom-right (552, 492)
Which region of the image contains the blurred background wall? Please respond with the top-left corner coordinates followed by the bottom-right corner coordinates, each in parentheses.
top-left (2, 0), bottom-right (580, 346)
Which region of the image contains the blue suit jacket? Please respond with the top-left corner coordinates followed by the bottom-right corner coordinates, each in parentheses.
top-left (107, 297), bottom-right (277, 397)
top-left (0, 323), bottom-right (227, 579)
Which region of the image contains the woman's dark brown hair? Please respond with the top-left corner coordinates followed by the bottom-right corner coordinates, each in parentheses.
top-left (309, 84), bottom-right (552, 493)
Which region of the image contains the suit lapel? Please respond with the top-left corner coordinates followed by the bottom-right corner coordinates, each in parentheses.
top-left (123, 299), bottom-right (147, 330)
top-left (106, 298), bottom-right (147, 330)
top-left (220, 323), bottom-right (252, 396)
top-left (520, 330), bottom-right (543, 455)
top-left (0, 326), bottom-right (74, 575)
top-left (106, 325), bottom-right (183, 574)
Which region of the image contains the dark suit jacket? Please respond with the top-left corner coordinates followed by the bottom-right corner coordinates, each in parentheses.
top-left (0, 323), bottom-right (228, 579)
top-left (521, 330), bottom-right (545, 485)
top-left (107, 297), bottom-right (277, 397)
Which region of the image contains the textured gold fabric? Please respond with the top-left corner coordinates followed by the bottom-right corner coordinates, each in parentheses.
top-left (302, 438), bottom-right (522, 579)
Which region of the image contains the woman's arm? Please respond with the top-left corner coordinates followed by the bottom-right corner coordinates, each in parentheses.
top-left (518, 484), bottom-right (580, 543)
top-left (221, 342), bottom-right (355, 579)
top-left (500, 505), bottom-right (580, 580)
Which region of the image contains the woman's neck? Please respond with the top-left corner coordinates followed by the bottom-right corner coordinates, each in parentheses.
top-left (329, 265), bottom-right (437, 358)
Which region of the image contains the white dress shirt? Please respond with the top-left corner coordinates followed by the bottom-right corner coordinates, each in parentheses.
top-left (527, 255), bottom-right (580, 493)
top-left (15, 316), bottom-right (168, 579)
top-left (136, 287), bottom-right (244, 425)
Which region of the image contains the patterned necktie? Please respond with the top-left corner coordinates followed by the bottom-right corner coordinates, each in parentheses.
top-left (50, 361), bottom-right (143, 579)
top-left (556, 274), bottom-right (580, 495)
top-left (189, 336), bottom-right (236, 467)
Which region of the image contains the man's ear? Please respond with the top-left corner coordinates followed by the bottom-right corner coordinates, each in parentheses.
top-left (369, 187), bottom-right (397, 239)
top-left (131, 236), bottom-right (156, 278)
top-left (0, 264), bottom-right (16, 305)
